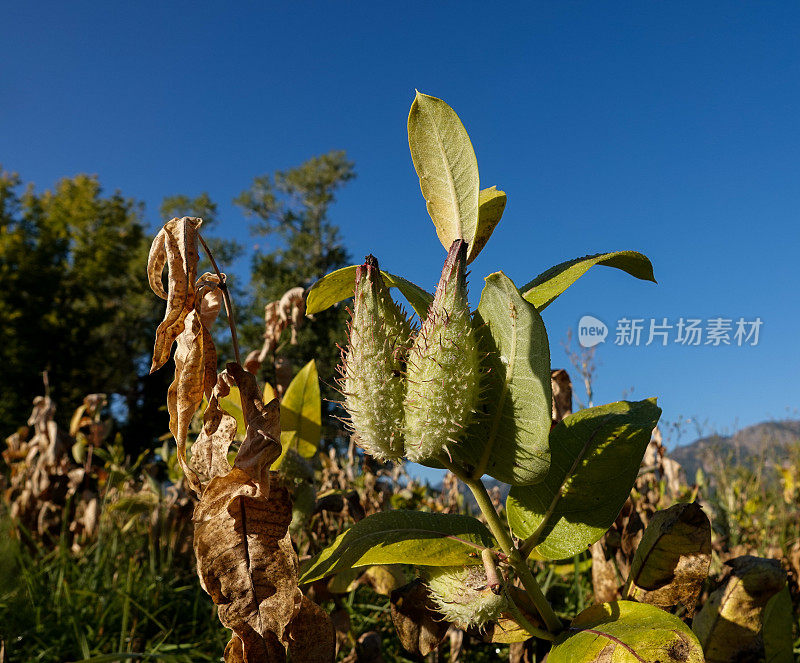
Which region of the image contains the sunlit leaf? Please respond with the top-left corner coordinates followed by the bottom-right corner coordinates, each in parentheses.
top-left (276, 360), bottom-right (320, 467)
top-left (299, 511), bottom-right (496, 584)
top-left (468, 186), bottom-right (506, 263)
top-left (549, 600), bottom-right (704, 663)
top-left (407, 91), bottom-right (480, 256)
top-left (521, 251), bottom-right (656, 311)
top-left (507, 399), bottom-right (661, 559)
top-left (306, 264), bottom-right (432, 318)
top-left (455, 271), bottom-right (551, 486)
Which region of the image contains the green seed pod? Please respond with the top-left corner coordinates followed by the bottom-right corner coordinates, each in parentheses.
top-left (341, 256), bottom-right (413, 462)
top-left (404, 239), bottom-right (480, 463)
top-left (426, 565), bottom-right (508, 628)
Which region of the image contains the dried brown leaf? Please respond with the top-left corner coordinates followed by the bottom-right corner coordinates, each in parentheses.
top-left (287, 594), bottom-right (336, 662)
top-left (692, 555), bottom-right (787, 663)
top-left (191, 371), bottom-right (237, 487)
top-left (228, 363), bottom-right (282, 493)
top-left (195, 476), bottom-right (300, 662)
top-left (166, 309), bottom-right (206, 495)
top-left (390, 579), bottom-right (449, 656)
top-left (623, 501), bottom-right (711, 615)
top-left (149, 217), bottom-right (202, 373)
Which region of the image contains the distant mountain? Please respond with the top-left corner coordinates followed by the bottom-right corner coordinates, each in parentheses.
top-left (670, 420), bottom-right (800, 481)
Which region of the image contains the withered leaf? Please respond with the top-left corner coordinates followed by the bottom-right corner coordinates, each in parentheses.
top-left (390, 579), bottom-right (449, 656)
top-left (692, 555), bottom-right (787, 663)
top-left (191, 370), bottom-right (237, 488)
top-left (148, 217), bottom-right (202, 373)
top-left (287, 594), bottom-right (336, 663)
top-left (166, 309), bottom-right (206, 495)
top-left (228, 363), bottom-right (282, 494)
top-left (623, 501), bottom-right (711, 615)
top-left (194, 477), bottom-right (301, 662)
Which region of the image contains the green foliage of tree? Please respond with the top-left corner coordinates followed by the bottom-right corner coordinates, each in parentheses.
top-left (235, 151), bottom-right (356, 443)
top-left (0, 169), bottom-right (159, 436)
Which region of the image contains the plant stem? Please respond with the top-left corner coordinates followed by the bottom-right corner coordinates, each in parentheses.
top-left (197, 232), bottom-right (241, 365)
top-left (438, 456), bottom-right (563, 634)
top-left (504, 592), bottom-right (556, 642)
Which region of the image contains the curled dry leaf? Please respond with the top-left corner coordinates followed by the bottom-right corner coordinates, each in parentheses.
top-left (166, 271), bottom-right (225, 497)
top-left (193, 362), bottom-right (333, 662)
top-left (191, 370), bottom-right (237, 487)
top-left (390, 579), bottom-right (449, 656)
top-left (166, 309), bottom-right (207, 495)
top-left (692, 555), bottom-right (787, 663)
top-left (148, 216), bottom-right (202, 373)
top-left (228, 363), bottom-right (282, 493)
top-left (623, 501), bottom-right (711, 615)
top-left (244, 286), bottom-right (306, 375)
top-left (194, 471), bottom-right (300, 661)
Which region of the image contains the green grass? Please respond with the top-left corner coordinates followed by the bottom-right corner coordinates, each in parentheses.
top-left (0, 511), bottom-right (228, 663)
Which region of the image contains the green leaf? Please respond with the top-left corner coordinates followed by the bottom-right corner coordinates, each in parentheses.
top-left (299, 511), bottom-right (495, 584)
top-left (622, 501), bottom-right (711, 615)
top-left (521, 251), bottom-right (656, 311)
top-left (277, 360), bottom-right (320, 464)
top-left (763, 586), bottom-right (794, 663)
top-left (455, 271), bottom-right (551, 486)
top-left (507, 399), bottom-right (661, 559)
top-left (692, 556), bottom-right (787, 663)
top-left (306, 264), bottom-right (432, 318)
top-left (549, 600), bottom-right (704, 663)
top-left (407, 91), bottom-right (480, 253)
top-left (467, 186), bottom-right (506, 264)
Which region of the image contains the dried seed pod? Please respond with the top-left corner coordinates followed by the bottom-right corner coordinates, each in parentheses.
top-left (426, 565), bottom-right (507, 629)
top-left (341, 256), bottom-right (413, 461)
top-left (404, 239), bottom-right (480, 462)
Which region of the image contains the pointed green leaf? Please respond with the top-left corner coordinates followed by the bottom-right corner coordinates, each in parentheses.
top-left (692, 556), bottom-right (787, 663)
top-left (467, 186), bottom-right (506, 264)
top-left (622, 501), bottom-right (711, 615)
top-left (549, 600), bottom-right (704, 663)
top-left (278, 360), bottom-right (320, 464)
top-left (521, 251), bottom-right (656, 311)
top-left (299, 511), bottom-right (495, 584)
top-left (507, 399), bottom-right (661, 559)
top-left (455, 271), bottom-right (551, 486)
top-left (306, 264), bottom-right (432, 318)
top-left (763, 586), bottom-right (794, 663)
top-left (408, 91), bottom-right (480, 252)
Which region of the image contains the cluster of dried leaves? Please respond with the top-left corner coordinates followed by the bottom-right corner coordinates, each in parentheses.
top-left (148, 217), bottom-right (334, 662)
top-left (3, 388), bottom-right (101, 549)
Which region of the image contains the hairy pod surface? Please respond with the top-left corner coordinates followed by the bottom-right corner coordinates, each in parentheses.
top-left (404, 240), bottom-right (480, 462)
top-left (426, 565), bottom-right (507, 628)
top-left (341, 256), bottom-right (412, 462)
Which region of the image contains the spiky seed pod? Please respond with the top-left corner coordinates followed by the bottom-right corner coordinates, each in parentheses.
top-left (404, 239), bottom-right (480, 463)
top-left (341, 256), bottom-right (413, 462)
top-left (426, 565), bottom-right (508, 629)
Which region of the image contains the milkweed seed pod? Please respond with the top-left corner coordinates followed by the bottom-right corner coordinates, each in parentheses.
top-left (404, 239), bottom-right (480, 463)
top-left (341, 256), bottom-right (413, 462)
top-left (426, 565), bottom-right (508, 629)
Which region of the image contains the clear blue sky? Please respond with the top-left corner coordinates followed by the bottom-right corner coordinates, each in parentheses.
top-left (2, 2), bottom-right (799, 452)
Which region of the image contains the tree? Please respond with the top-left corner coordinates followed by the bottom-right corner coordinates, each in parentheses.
top-left (235, 151), bottom-right (355, 443)
top-left (0, 169), bottom-right (159, 437)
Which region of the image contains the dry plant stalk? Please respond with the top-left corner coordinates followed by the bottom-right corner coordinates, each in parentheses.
top-left (148, 216), bottom-right (334, 662)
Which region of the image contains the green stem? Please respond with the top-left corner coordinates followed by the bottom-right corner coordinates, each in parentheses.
top-left (505, 591), bottom-right (555, 642)
top-left (438, 456), bottom-right (563, 634)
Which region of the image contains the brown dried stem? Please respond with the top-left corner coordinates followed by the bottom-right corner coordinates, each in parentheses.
top-left (197, 232), bottom-right (241, 365)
